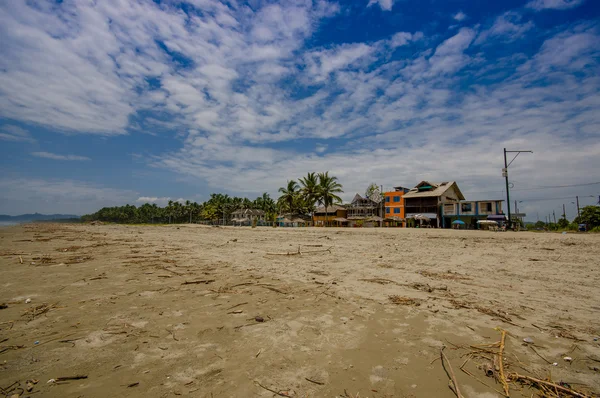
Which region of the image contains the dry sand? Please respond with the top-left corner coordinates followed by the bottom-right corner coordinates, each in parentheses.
top-left (1, 223), bottom-right (599, 398)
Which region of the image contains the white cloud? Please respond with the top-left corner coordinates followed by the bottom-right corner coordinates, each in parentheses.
top-left (31, 152), bottom-right (91, 161)
top-left (427, 28), bottom-right (476, 75)
top-left (315, 144), bottom-right (328, 153)
top-left (526, 0), bottom-right (585, 11)
top-left (0, 125), bottom-right (36, 143)
top-left (475, 12), bottom-right (534, 45)
top-left (367, 0), bottom-right (394, 11)
top-left (305, 43), bottom-right (375, 81)
top-left (453, 11), bottom-right (467, 21)
top-left (390, 31), bottom-right (424, 47)
top-left (529, 27), bottom-right (600, 70)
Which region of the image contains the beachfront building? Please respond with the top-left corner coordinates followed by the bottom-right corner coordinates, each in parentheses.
top-left (276, 213), bottom-right (311, 227)
top-left (384, 186), bottom-right (409, 227)
top-left (442, 200), bottom-right (505, 229)
top-left (403, 181), bottom-right (465, 228)
top-left (231, 209), bottom-right (266, 226)
top-left (346, 194), bottom-right (383, 227)
top-left (313, 205), bottom-right (347, 227)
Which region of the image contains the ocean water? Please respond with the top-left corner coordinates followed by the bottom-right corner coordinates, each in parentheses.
top-left (0, 221), bottom-right (20, 227)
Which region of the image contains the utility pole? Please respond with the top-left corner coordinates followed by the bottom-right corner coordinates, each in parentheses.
top-left (381, 185), bottom-right (384, 228)
top-left (553, 211), bottom-right (556, 224)
top-left (563, 204), bottom-right (566, 220)
top-left (503, 148), bottom-right (533, 230)
top-left (576, 196), bottom-right (580, 219)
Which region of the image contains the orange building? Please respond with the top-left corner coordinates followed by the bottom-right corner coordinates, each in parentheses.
top-left (384, 186), bottom-right (409, 226)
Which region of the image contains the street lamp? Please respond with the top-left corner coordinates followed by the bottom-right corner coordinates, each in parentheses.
top-left (503, 148), bottom-right (533, 230)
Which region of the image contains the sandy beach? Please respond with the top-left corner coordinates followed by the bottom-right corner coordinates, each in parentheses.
top-left (1, 223), bottom-right (599, 397)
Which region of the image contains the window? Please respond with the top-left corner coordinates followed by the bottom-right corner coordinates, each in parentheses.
top-left (461, 203), bottom-right (472, 212)
top-left (385, 196), bottom-right (390, 203)
top-left (394, 208), bottom-right (400, 214)
top-left (386, 207), bottom-right (390, 213)
top-left (486, 203), bottom-right (493, 212)
top-left (393, 196), bottom-right (400, 202)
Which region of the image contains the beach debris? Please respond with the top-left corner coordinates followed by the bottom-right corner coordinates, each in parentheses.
top-left (47, 379), bottom-right (56, 384)
top-left (25, 379), bottom-right (38, 392)
top-left (25, 298), bottom-right (31, 304)
top-left (19, 256), bottom-right (23, 264)
top-left (444, 329), bottom-right (596, 398)
top-left (564, 356), bottom-right (573, 362)
top-left (255, 316), bottom-right (265, 323)
top-left (34, 341), bottom-right (39, 345)
top-left (22, 302), bottom-right (58, 321)
top-left (388, 295), bottom-right (420, 306)
top-left (127, 382), bottom-right (139, 388)
top-left (523, 337), bottom-right (534, 344)
top-left (0, 304), bottom-right (7, 310)
top-left (553, 362), bottom-right (558, 366)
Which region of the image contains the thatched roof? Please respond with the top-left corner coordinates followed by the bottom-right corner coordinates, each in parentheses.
top-left (231, 208), bottom-right (265, 216)
top-left (314, 204), bottom-right (345, 214)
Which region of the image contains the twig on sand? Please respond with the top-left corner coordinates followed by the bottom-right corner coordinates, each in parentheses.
top-left (166, 328), bottom-right (178, 341)
top-left (19, 256), bottom-right (23, 264)
top-left (266, 246), bottom-right (333, 256)
top-left (305, 377), bottom-right (324, 385)
top-left (254, 381), bottom-right (292, 397)
top-left (181, 279), bottom-right (215, 285)
top-left (56, 375), bottom-right (87, 381)
top-left (226, 302), bottom-right (248, 310)
top-left (34, 332), bottom-right (78, 348)
top-left (440, 346), bottom-right (464, 398)
top-left (529, 346), bottom-right (552, 364)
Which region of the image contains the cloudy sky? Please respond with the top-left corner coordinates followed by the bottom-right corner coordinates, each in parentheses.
top-left (1, 0), bottom-right (599, 219)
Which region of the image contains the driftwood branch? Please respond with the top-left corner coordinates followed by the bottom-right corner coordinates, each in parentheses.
top-left (440, 346), bottom-right (464, 398)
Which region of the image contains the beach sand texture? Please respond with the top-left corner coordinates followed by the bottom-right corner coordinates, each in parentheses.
top-left (1, 223), bottom-right (599, 397)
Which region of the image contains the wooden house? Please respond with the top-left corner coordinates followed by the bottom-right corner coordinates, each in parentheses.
top-left (403, 181), bottom-right (465, 227)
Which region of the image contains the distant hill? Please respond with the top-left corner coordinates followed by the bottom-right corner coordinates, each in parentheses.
top-left (0, 213), bottom-right (80, 222)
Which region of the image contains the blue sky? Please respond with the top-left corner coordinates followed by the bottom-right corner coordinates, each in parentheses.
top-left (1, 0), bottom-right (599, 219)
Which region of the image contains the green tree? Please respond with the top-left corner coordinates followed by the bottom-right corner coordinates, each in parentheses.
top-left (278, 180), bottom-right (300, 214)
top-left (579, 205), bottom-right (600, 228)
top-left (299, 172), bottom-right (320, 208)
top-left (557, 217), bottom-right (569, 229)
top-left (534, 220), bottom-right (546, 229)
top-left (318, 172), bottom-right (343, 226)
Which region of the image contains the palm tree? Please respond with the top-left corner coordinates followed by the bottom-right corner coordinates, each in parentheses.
top-left (318, 172), bottom-right (343, 227)
top-left (299, 172), bottom-right (320, 207)
top-left (278, 180), bottom-right (299, 214)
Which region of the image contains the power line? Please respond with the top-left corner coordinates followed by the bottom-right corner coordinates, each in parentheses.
top-left (518, 195), bottom-right (596, 203)
top-left (464, 181), bottom-right (600, 195)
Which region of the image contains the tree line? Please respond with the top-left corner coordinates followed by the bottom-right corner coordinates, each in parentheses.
top-left (81, 171), bottom-right (344, 224)
top-left (531, 205), bottom-right (600, 232)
